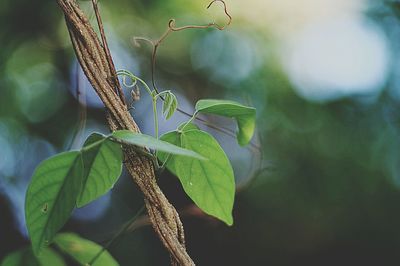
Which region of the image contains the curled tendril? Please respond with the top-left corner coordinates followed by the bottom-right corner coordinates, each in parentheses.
top-left (133, 0), bottom-right (232, 52)
top-left (117, 69), bottom-right (153, 97)
top-left (132, 0), bottom-right (232, 95)
top-left (129, 0), bottom-right (262, 150)
top-left (129, 1), bottom-right (262, 152)
top-left (132, 36), bottom-right (153, 48)
top-left (168, 0), bottom-right (232, 32)
top-left (121, 74), bottom-right (138, 88)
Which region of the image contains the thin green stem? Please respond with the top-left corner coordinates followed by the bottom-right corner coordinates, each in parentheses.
top-left (152, 96), bottom-right (159, 139)
top-left (154, 90), bottom-right (169, 99)
top-left (159, 153), bottom-right (171, 173)
top-left (180, 111), bottom-right (198, 132)
top-left (152, 97), bottom-right (161, 168)
top-left (116, 70), bottom-right (153, 96)
top-left (80, 138), bottom-right (105, 152)
top-left (116, 69), bottom-right (161, 147)
top-left (88, 205), bottom-right (145, 265)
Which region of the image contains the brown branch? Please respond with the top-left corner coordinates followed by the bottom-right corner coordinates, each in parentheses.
top-left (56, 0), bottom-right (194, 265)
top-left (91, 0), bottom-right (126, 105)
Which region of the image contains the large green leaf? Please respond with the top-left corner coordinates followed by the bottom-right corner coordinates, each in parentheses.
top-left (111, 130), bottom-right (204, 160)
top-left (77, 133), bottom-right (123, 207)
top-left (54, 233), bottom-right (119, 266)
top-left (195, 99), bottom-right (256, 146)
top-left (158, 129), bottom-right (235, 225)
top-left (1, 248), bottom-right (65, 266)
top-left (25, 152), bottom-right (84, 256)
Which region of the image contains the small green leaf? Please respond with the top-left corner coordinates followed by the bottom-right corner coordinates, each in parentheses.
top-left (195, 99), bottom-right (256, 146)
top-left (111, 130), bottom-right (205, 160)
top-left (54, 233), bottom-right (119, 266)
top-left (158, 129), bottom-right (235, 225)
top-left (1, 248), bottom-right (65, 266)
top-left (25, 151), bottom-right (84, 256)
top-left (77, 133), bottom-right (123, 207)
top-left (162, 91), bottom-right (178, 120)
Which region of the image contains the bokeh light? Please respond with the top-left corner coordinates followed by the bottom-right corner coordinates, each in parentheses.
top-left (282, 16), bottom-right (390, 102)
top-left (5, 42), bottom-right (67, 123)
top-left (191, 30), bottom-right (260, 86)
top-left (2, 0), bottom-right (400, 265)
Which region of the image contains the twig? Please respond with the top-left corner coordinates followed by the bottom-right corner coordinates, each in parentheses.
top-left (91, 0), bottom-right (126, 105)
top-left (89, 205), bottom-right (145, 265)
top-left (132, 1), bottom-right (261, 153)
top-left (133, 0), bottom-right (232, 95)
top-left (57, 1), bottom-right (194, 265)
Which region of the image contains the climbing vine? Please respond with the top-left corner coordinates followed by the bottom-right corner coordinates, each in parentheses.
top-left (2, 1), bottom-right (258, 265)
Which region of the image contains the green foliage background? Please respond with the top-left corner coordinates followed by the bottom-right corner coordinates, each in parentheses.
top-left (2, 0), bottom-right (400, 265)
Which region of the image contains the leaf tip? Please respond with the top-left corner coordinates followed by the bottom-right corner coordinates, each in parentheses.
top-left (226, 219), bottom-right (234, 226)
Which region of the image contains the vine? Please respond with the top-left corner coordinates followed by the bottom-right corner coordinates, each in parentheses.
top-left (2, 1), bottom-right (259, 266)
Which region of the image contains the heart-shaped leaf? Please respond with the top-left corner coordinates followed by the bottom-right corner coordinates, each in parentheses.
top-left (25, 152), bottom-right (84, 256)
top-left (195, 99), bottom-right (256, 146)
top-left (54, 233), bottom-right (119, 266)
top-left (77, 133), bottom-right (123, 207)
top-left (158, 129), bottom-right (235, 225)
top-left (111, 130), bottom-right (205, 160)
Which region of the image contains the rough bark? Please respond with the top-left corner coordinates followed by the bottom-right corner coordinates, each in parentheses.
top-left (56, 1), bottom-right (194, 265)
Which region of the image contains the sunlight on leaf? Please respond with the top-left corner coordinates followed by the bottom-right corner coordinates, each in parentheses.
top-left (195, 99), bottom-right (256, 146)
top-left (158, 129), bottom-right (235, 225)
top-left (111, 130), bottom-right (205, 160)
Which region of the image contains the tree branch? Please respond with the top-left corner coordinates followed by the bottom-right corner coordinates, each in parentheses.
top-left (56, 0), bottom-right (194, 265)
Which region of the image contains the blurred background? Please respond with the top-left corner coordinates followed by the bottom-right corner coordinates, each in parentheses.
top-left (1, 0), bottom-right (400, 265)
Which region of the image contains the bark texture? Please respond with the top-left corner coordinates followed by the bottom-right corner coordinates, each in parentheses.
top-left (56, 1), bottom-right (195, 265)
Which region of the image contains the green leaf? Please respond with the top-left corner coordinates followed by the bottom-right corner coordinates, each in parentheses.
top-left (1, 248), bottom-right (65, 266)
top-left (54, 233), bottom-right (119, 266)
top-left (158, 129), bottom-right (235, 225)
top-left (25, 152), bottom-right (84, 256)
top-left (195, 99), bottom-right (256, 146)
top-left (157, 131), bottom-right (181, 174)
top-left (77, 133), bottom-right (123, 207)
top-left (162, 91), bottom-right (178, 120)
top-left (0, 248), bottom-right (39, 266)
top-left (111, 130), bottom-right (205, 160)
top-left (178, 122), bottom-right (199, 132)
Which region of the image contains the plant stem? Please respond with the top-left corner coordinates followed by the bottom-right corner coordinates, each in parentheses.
top-left (180, 111), bottom-right (198, 132)
top-left (116, 70), bottom-right (153, 96)
top-left (88, 205), bottom-right (145, 265)
top-left (80, 138), bottom-right (105, 152)
top-left (152, 96), bottom-right (161, 168)
top-left (152, 97), bottom-right (159, 139)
